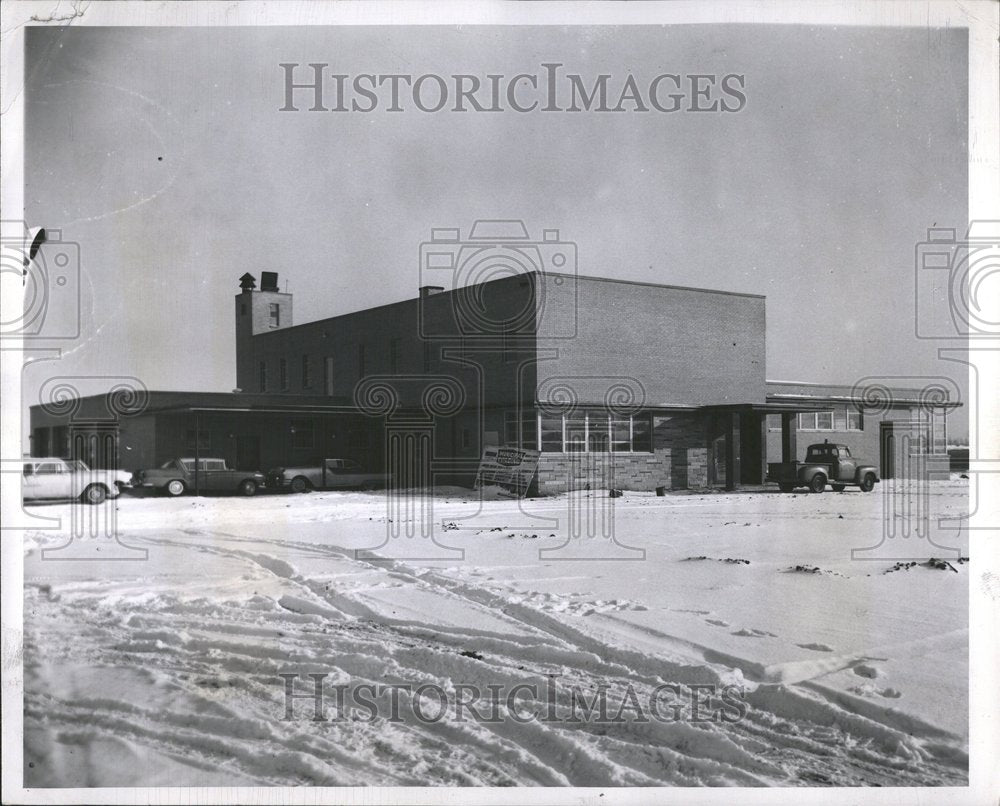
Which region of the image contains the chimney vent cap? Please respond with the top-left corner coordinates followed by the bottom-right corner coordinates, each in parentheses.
top-left (239, 273), bottom-right (256, 291)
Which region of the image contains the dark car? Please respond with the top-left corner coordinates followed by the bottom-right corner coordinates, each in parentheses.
top-left (135, 458), bottom-right (265, 497)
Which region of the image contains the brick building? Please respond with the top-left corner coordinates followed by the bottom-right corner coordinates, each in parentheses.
top-left (30, 227), bottom-right (959, 492)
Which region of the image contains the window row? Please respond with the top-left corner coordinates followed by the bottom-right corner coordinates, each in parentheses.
top-left (259, 356), bottom-right (314, 392)
top-left (505, 411), bottom-right (653, 453)
top-left (257, 340), bottom-right (527, 393)
top-left (766, 407), bottom-right (863, 432)
top-left (183, 422), bottom-right (371, 451)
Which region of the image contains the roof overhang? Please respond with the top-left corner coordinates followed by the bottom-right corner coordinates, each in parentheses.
top-left (148, 405), bottom-right (366, 415)
top-left (767, 393), bottom-right (962, 409)
top-left (700, 402), bottom-right (836, 414)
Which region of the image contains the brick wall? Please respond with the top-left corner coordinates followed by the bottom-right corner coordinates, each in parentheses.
top-left (536, 274), bottom-right (766, 407)
top-left (535, 412), bottom-right (708, 493)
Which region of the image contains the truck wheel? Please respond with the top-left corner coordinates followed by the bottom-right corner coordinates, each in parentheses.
top-left (860, 473), bottom-right (876, 493)
top-left (809, 473), bottom-right (827, 494)
top-left (238, 479), bottom-right (258, 497)
top-left (290, 476), bottom-right (310, 494)
top-left (166, 480), bottom-right (186, 497)
top-left (81, 484), bottom-right (107, 505)
top-left (778, 483), bottom-right (795, 493)
top-left (832, 484), bottom-right (846, 492)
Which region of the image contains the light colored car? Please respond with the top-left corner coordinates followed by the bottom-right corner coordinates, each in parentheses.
top-left (22, 458), bottom-right (130, 505)
top-left (267, 458), bottom-right (388, 493)
top-left (135, 458), bottom-right (265, 496)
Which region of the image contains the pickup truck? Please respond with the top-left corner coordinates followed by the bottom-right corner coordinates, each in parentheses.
top-left (135, 458), bottom-right (265, 496)
top-left (767, 442), bottom-right (879, 493)
top-left (267, 458), bottom-right (388, 493)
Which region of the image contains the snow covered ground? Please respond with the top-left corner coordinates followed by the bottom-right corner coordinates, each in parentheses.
top-left (20, 480), bottom-right (971, 787)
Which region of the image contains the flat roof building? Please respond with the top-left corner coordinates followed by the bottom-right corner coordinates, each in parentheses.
top-left (30, 229), bottom-right (959, 492)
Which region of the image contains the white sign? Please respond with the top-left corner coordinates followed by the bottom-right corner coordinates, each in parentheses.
top-left (474, 445), bottom-right (540, 497)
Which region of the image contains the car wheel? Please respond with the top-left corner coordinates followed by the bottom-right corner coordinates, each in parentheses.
top-left (860, 473), bottom-right (876, 493)
top-left (166, 480), bottom-right (186, 497)
top-left (238, 479), bottom-right (258, 497)
top-left (809, 473), bottom-right (827, 494)
top-left (778, 483), bottom-right (795, 493)
top-left (81, 484), bottom-right (107, 505)
top-left (832, 484), bottom-right (846, 492)
top-left (290, 476), bottom-right (310, 494)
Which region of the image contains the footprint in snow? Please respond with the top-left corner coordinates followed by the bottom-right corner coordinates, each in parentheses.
top-left (853, 662), bottom-right (883, 679)
top-left (797, 642), bottom-right (834, 652)
top-left (732, 627), bottom-right (774, 638)
top-left (849, 683), bottom-right (902, 699)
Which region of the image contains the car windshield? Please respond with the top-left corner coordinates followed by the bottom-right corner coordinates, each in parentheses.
top-left (66, 460), bottom-right (89, 472)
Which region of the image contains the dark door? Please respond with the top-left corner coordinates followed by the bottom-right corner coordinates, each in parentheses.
top-left (739, 412), bottom-right (765, 485)
top-left (236, 435), bottom-right (261, 471)
top-left (880, 422), bottom-right (895, 479)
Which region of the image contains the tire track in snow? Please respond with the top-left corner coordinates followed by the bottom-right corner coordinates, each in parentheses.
top-left (23, 528), bottom-right (969, 787)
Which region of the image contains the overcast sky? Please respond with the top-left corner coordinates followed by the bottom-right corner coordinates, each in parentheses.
top-left (24, 24), bottom-right (968, 435)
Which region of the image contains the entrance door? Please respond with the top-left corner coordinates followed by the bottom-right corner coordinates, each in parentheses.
top-left (236, 435), bottom-right (261, 471)
top-left (880, 422), bottom-right (895, 479)
top-left (739, 412), bottom-right (765, 485)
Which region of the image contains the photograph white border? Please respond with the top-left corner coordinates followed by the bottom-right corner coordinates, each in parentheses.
top-left (1, 2), bottom-right (997, 804)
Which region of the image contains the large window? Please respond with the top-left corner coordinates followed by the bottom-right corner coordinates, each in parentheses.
top-left (291, 419), bottom-right (315, 449)
top-left (259, 361), bottom-right (267, 392)
top-left (184, 429), bottom-right (211, 450)
top-left (508, 410), bottom-right (653, 453)
top-left (324, 356), bottom-right (335, 395)
top-left (279, 358), bottom-right (289, 390)
top-left (798, 406), bottom-right (863, 432)
top-left (302, 354), bottom-right (312, 388)
top-left (269, 303), bottom-right (280, 328)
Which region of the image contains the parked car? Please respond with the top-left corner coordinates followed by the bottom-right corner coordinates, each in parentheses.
top-left (767, 441), bottom-right (879, 493)
top-left (22, 458), bottom-right (131, 504)
top-left (267, 458), bottom-right (388, 493)
top-left (135, 458), bottom-right (265, 496)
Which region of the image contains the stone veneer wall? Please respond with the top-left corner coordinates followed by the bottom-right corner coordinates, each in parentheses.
top-left (535, 413), bottom-right (709, 493)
